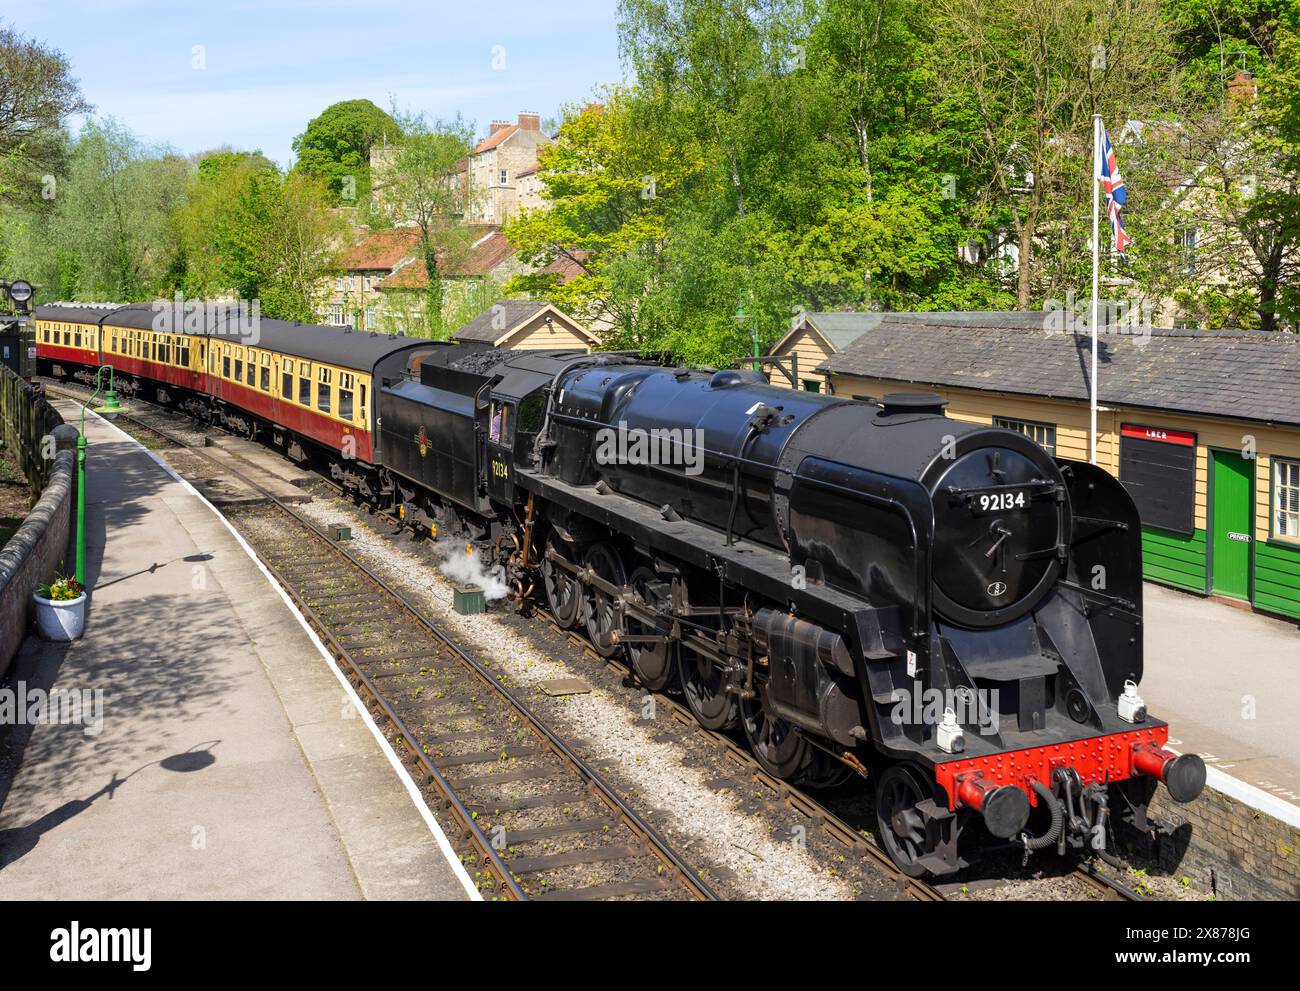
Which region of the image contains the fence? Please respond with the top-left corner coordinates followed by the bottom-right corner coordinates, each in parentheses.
top-left (1, 365), bottom-right (63, 498)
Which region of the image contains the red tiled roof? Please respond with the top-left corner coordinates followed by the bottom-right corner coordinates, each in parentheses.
top-left (541, 254), bottom-right (585, 283)
top-left (378, 230), bottom-right (516, 288)
top-left (516, 165), bottom-right (539, 178)
top-left (339, 228), bottom-right (423, 271)
top-left (473, 124), bottom-right (518, 154)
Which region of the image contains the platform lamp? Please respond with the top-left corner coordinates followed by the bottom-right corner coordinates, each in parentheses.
top-left (72, 365), bottom-right (127, 586)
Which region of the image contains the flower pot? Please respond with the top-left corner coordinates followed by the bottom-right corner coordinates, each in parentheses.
top-left (32, 592), bottom-right (87, 642)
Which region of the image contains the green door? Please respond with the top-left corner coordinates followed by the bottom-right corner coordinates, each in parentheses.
top-left (1210, 450), bottom-right (1252, 599)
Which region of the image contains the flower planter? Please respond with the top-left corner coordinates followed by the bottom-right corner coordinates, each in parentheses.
top-left (32, 592), bottom-right (87, 642)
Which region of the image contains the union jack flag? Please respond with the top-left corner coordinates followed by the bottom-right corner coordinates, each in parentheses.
top-left (1097, 127), bottom-right (1130, 253)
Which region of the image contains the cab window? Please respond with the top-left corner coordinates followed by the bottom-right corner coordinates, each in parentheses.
top-left (489, 401), bottom-right (512, 445)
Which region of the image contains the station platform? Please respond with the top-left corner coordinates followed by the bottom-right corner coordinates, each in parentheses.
top-left (0, 402), bottom-right (475, 900)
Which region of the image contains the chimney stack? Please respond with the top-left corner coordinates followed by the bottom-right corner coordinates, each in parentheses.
top-left (1227, 70), bottom-right (1256, 102)
top-left (518, 111), bottom-right (541, 131)
top-left (489, 119), bottom-right (510, 135)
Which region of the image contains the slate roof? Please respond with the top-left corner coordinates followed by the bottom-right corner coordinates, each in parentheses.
top-left (452, 300), bottom-right (552, 343)
top-left (818, 311), bottom-right (1300, 427)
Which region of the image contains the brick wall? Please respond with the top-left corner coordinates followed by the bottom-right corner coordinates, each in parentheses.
top-left (1126, 778), bottom-right (1300, 900)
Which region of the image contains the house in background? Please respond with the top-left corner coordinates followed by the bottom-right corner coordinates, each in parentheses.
top-left (318, 228), bottom-right (423, 329)
top-left (463, 112), bottom-right (553, 225)
top-left (814, 310), bottom-right (1300, 622)
top-left (450, 299), bottom-right (598, 351)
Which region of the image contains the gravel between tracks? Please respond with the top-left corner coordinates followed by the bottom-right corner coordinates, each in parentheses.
top-left (292, 490), bottom-right (858, 901)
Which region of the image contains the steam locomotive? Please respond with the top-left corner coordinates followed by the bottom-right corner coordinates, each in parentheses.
top-left (36, 303), bottom-right (1205, 878)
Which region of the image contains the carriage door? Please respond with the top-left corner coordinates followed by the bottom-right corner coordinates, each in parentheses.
top-left (1210, 450), bottom-right (1253, 600)
top-left (486, 397), bottom-right (515, 503)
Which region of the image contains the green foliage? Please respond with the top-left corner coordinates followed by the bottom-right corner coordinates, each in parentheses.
top-left (2, 119), bottom-right (190, 300)
top-left (291, 99), bottom-right (400, 205)
top-left (382, 111), bottom-right (477, 336)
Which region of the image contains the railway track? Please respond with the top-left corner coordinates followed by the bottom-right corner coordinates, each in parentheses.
top-left (48, 378), bottom-right (1139, 903)
top-left (47, 381), bottom-right (715, 901)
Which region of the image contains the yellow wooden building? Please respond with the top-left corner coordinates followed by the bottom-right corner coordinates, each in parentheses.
top-left (450, 300), bottom-right (598, 352)
top-left (811, 311), bottom-right (1300, 622)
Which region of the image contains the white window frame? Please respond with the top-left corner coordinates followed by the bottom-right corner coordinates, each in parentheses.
top-left (993, 416), bottom-right (1057, 456)
top-left (500, 168), bottom-right (508, 186)
top-left (1273, 457), bottom-right (1300, 543)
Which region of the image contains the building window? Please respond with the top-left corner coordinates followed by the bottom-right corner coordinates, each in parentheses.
top-left (365, 305), bottom-right (377, 328)
top-left (328, 303), bottom-right (346, 326)
top-left (802, 379), bottom-right (821, 393)
top-left (499, 168), bottom-right (508, 186)
top-left (994, 416), bottom-right (1057, 456)
top-left (1274, 458), bottom-right (1300, 542)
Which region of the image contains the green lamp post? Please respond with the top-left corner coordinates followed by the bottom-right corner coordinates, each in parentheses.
top-left (73, 365), bottom-right (125, 585)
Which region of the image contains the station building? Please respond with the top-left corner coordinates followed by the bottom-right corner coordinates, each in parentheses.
top-left (802, 311), bottom-right (1300, 621)
top-left (450, 299), bottom-right (598, 352)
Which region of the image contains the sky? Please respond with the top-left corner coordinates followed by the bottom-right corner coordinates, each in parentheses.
top-left (5, 0), bottom-right (627, 166)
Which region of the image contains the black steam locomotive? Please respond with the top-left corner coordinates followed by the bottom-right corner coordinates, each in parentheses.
top-left (381, 344), bottom-right (1206, 878)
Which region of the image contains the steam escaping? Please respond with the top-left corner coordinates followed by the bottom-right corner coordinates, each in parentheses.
top-left (438, 543), bottom-right (511, 602)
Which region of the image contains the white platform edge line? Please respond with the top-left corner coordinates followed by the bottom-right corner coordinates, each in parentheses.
top-left (80, 406), bottom-right (483, 901)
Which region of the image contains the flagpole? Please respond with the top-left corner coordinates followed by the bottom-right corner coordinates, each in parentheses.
top-left (1089, 113), bottom-right (1101, 466)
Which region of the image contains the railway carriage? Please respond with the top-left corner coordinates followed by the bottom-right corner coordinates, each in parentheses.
top-left (35, 301), bottom-right (1206, 879)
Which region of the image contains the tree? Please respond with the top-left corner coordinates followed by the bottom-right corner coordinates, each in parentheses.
top-left (291, 99), bottom-right (400, 205)
top-left (213, 169), bottom-right (346, 320)
top-left (932, 0), bottom-right (1177, 308)
top-left (504, 91), bottom-right (706, 346)
top-left (0, 24), bottom-right (89, 203)
top-left (381, 112), bottom-right (475, 336)
top-left (13, 119), bottom-right (190, 300)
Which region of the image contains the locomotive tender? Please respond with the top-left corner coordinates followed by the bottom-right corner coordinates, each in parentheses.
top-left (36, 301), bottom-right (1206, 878)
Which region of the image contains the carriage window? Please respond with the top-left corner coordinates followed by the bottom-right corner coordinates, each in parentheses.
top-left (181, 341), bottom-right (191, 367)
top-left (299, 364), bottom-right (311, 405)
top-left (162, 337), bottom-right (170, 364)
top-left (282, 359), bottom-right (294, 398)
top-left (223, 344), bottom-right (231, 379)
top-left (234, 347), bottom-right (243, 382)
top-left (338, 372), bottom-right (354, 421)
top-left (260, 354), bottom-right (270, 391)
top-left (246, 350), bottom-right (255, 386)
top-left (64, 329), bottom-right (70, 345)
top-left (359, 382), bottom-right (367, 423)
top-left (74, 329), bottom-right (81, 347)
top-left (317, 366), bottom-right (332, 413)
